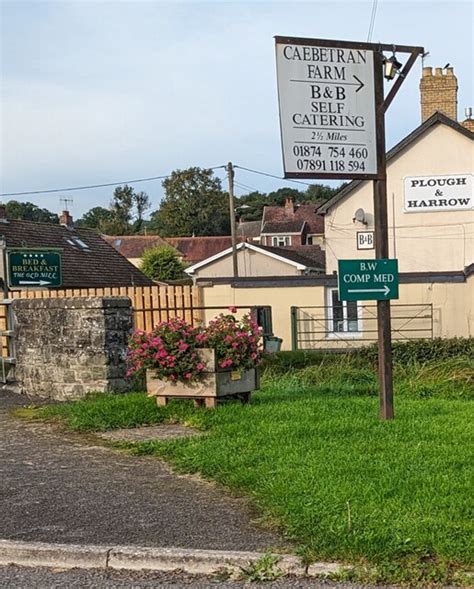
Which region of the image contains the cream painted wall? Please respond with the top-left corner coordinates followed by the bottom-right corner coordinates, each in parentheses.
top-left (128, 258), bottom-right (141, 268)
top-left (324, 125), bottom-right (474, 274)
top-left (201, 277), bottom-right (473, 350)
top-left (190, 248), bottom-right (302, 279)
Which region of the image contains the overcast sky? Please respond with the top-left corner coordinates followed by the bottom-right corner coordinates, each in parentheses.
top-left (1, 0), bottom-right (473, 218)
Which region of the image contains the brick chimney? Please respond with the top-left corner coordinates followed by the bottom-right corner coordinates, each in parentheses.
top-left (284, 197), bottom-right (294, 215)
top-left (420, 66), bottom-right (458, 122)
top-left (0, 203), bottom-right (7, 222)
top-left (59, 210), bottom-right (73, 228)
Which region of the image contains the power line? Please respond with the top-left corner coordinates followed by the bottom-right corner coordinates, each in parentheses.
top-left (2, 162), bottom-right (326, 199)
top-left (0, 165), bottom-right (227, 197)
top-left (367, 0), bottom-right (378, 42)
top-left (234, 180), bottom-right (261, 193)
top-left (234, 165), bottom-right (314, 187)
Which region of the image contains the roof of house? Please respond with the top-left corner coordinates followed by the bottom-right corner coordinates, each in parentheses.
top-left (103, 235), bottom-right (171, 258)
top-left (185, 242), bottom-right (325, 275)
top-left (166, 236), bottom-right (240, 264)
top-left (236, 220), bottom-right (261, 239)
top-left (318, 111), bottom-right (474, 214)
top-left (261, 220), bottom-right (306, 234)
top-left (1, 220), bottom-right (153, 289)
top-left (257, 244), bottom-right (325, 270)
top-left (262, 203), bottom-right (324, 234)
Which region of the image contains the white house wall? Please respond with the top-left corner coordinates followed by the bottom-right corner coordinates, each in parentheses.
top-left (324, 124), bottom-right (474, 274)
top-left (190, 248), bottom-right (302, 279)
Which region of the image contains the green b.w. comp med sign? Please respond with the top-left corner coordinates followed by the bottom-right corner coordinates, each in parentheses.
top-left (7, 249), bottom-right (62, 288)
top-left (338, 258), bottom-right (399, 301)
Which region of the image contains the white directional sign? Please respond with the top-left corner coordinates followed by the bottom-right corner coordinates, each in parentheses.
top-left (275, 37), bottom-right (378, 179)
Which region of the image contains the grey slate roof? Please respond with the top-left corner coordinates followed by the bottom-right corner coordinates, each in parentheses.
top-left (261, 221), bottom-right (306, 234)
top-left (0, 219), bottom-right (153, 289)
top-left (236, 220), bottom-right (262, 239)
top-left (257, 244), bottom-right (325, 271)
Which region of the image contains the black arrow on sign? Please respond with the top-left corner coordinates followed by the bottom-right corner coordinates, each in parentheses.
top-left (353, 75), bottom-right (364, 92)
top-left (290, 75), bottom-right (366, 92)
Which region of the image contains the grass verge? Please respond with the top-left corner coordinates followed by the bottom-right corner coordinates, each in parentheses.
top-left (15, 356), bottom-right (474, 585)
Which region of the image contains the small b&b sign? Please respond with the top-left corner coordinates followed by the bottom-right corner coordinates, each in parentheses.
top-left (357, 231), bottom-right (374, 250)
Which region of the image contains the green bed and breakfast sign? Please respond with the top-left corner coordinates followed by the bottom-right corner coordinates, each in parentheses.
top-left (338, 258), bottom-right (399, 301)
top-left (7, 249), bottom-right (63, 288)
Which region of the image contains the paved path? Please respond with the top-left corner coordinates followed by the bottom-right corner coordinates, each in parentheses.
top-left (0, 566), bottom-right (394, 589)
top-left (0, 390), bottom-right (283, 552)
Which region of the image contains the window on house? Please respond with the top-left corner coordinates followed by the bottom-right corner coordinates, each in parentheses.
top-left (65, 237), bottom-right (90, 249)
top-left (328, 289), bottom-right (360, 334)
top-left (272, 236), bottom-right (290, 247)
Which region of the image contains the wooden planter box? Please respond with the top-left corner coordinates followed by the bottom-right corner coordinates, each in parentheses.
top-left (146, 348), bottom-right (259, 408)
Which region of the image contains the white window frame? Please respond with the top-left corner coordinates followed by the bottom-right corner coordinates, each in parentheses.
top-left (271, 235), bottom-right (291, 247)
top-left (326, 288), bottom-right (363, 339)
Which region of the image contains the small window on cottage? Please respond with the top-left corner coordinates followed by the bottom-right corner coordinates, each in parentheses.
top-left (272, 236), bottom-right (291, 247)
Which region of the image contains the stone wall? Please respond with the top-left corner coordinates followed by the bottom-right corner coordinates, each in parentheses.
top-left (13, 297), bottom-right (133, 400)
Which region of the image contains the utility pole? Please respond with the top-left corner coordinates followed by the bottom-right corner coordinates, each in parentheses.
top-left (227, 161), bottom-right (238, 277)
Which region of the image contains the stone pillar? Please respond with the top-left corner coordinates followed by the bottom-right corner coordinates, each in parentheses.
top-left (13, 297), bottom-right (133, 400)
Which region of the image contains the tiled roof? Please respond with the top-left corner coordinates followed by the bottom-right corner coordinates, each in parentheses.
top-left (103, 235), bottom-right (171, 258)
top-left (0, 220), bottom-right (153, 289)
top-left (258, 244), bottom-right (326, 271)
top-left (167, 236), bottom-right (241, 263)
top-left (262, 203), bottom-right (324, 234)
top-left (236, 220), bottom-right (262, 239)
top-left (261, 220), bottom-right (305, 234)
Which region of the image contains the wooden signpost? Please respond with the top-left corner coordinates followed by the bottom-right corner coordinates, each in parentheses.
top-left (275, 37), bottom-right (424, 419)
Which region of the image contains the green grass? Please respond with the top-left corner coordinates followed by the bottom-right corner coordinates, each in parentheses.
top-left (16, 356), bottom-right (474, 585)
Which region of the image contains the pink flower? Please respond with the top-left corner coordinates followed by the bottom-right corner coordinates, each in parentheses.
top-left (196, 362), bottom-right (205, 371)
top-left (184, 372), bottom-right (192, 379)
top-left (228, 306), bottom-right (237, 313)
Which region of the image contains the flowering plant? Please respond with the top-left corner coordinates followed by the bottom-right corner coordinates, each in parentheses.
top-left (127, 317), bottom-right (207, 382)
top-left (204, 312), bottom-right (263, 372)
top-left (127, 310), bottom-right (263, 382)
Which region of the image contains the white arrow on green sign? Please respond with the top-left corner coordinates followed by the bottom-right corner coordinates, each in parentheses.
top-left (338, 259), bottom-right (399, 301)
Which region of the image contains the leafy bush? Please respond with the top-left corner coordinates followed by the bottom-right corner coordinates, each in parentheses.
top-left (140, 245), bottom-right (187, 282)
top-left (356, 338), bottom-right (474, 365)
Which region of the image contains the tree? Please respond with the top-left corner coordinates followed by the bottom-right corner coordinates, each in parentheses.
top-left (78, 185), bottom-right (151, 234)
top-left (133, 190), bottom-right (151, 233)
top-left (76, 206), bottom-right (114, 230)
top-left (148, 168), bottom-right (230, 236)
top-left (5, 200), bottom-right (58, 224)
top-left (305, 183), bottom-right (338, 204)
top-left (234, 191), bottom-right (268, 222)
top-left (108, 185), bottom-right (134, 234)
top-left (140, 246), bottom-right (187, 282)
